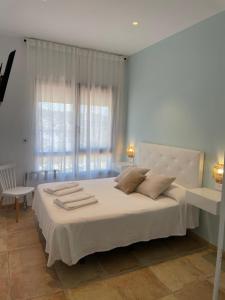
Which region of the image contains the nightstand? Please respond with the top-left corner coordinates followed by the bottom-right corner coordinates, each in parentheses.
top-left (187, 186), bottom-right (224, 300)
top-left (186, 187), bottom-right (221, 215)
top-left (112, 162), bottom-right (134, 173)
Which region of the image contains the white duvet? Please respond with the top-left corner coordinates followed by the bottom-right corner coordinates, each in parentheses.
top-left (32, 178), bottom-right (199, 266)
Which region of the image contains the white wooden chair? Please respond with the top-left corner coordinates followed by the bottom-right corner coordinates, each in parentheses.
top-left (0, 164), bottom-right (34, 222)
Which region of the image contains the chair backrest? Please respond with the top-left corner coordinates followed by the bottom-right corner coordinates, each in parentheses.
top-left (0, 164), bottom-right (17, 192)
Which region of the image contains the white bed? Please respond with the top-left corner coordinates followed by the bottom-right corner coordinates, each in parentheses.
top-left (33, 143), bottom-right (204, 267)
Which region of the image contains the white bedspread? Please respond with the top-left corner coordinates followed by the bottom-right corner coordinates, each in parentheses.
top-left (32, 178), bottom-right (199, 266)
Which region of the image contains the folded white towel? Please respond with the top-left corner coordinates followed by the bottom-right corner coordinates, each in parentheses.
top-left (44, 186), bottom-right (83, 196)
top-left (45, 182), bottom-right (79, 193)
top-left (54, 192), bottom-right (94, 206)
top-left (54, 197), bottom-right (98, 210)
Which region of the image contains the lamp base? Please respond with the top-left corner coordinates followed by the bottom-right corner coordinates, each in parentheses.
top-left (215, 183), bottom-right (222, 191)
top-left (128, 157), bottom-right (135, 166)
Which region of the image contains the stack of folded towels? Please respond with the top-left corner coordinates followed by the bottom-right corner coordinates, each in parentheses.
top-left (44, 182), bottom-right (98, 210)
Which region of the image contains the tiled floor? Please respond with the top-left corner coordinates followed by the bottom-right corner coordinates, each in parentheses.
top-left (1, 206), bottom-right (225, 300)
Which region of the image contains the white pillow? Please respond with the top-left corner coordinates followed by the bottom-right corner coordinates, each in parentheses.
top-left (115, 167), bottom-right (149, 183)
top-left (163, 183), bottom-right (187, 203)
top-left (136, 174), bottom-right (176, 200)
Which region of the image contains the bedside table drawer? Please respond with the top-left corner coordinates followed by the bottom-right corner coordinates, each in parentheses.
top-left (187, 188), bottom-right (221, 215)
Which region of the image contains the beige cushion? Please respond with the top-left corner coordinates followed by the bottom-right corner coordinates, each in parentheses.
top-left (115, 167), bottom-right (149, 183)
top-left (136, 174), bottom-right (176, 199)
top-left (115, 169), bottom-right (146, 194)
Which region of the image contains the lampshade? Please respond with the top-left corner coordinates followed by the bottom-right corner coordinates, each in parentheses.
top-left (213, 163), bottom-right (224, 184)
top-left (127, 145), bottom-right (135, 158)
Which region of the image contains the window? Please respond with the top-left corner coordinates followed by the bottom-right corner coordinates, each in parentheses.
top-left (36, 83), bottom-right (113, 177)
top-left (36, 101), bottom-right (74, 173)
top-left (78, 85), bottom-right (113, 175)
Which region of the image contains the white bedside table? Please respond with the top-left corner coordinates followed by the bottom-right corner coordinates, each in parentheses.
top-left (112, 162), bottom-right (135, 173)
top-left (186, 187), bottom-right (221, 215)
top-left (187, 187), bottom-right (221, 215)
top-left (186, 187), bottom-right (222, 300)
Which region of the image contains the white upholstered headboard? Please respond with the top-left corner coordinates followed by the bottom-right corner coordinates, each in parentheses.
top-left (138, 143), bottom-right (204, 188)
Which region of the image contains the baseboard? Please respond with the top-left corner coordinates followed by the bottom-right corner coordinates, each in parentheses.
top-left (188, 230), bottom-right (218, 252)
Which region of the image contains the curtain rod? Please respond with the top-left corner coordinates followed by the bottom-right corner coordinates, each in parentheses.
top-left (23, 38), bottom-right (127, 61)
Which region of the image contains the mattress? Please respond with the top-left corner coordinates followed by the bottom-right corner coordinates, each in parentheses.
top-left (32, 178), bottom-right (199, 266)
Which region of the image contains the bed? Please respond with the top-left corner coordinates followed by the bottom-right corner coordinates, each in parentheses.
top-left (33, 143), bottom-right (204, 267)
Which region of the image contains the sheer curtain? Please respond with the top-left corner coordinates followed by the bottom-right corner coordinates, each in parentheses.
top-left (27, 39), bottom-right (125, 179)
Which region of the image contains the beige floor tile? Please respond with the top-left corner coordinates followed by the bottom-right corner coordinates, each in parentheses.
top-left (0, 228), bottom-right (8, 253)
top-left (0, 212), bottom-right (7, 229)
top-left (0, 211), bottom-right (8, 246)
top-left (7, 227), bottom-right (40, 250)
top-left (159, 295), bottom-right (178, 300)
top-left (208, 272), bottom-right (225, 292)
top-left (7, 214), bottom-right (36, 233)
top-left (66, 280), bottom-right (123, 300)
top-left (166, 235), bottom-right (207, 256)
top-left (10, 264), bottom-right (62, 300)
top-left (219, 272), bottom-right (225, 292)
top-left (1, 206), bottom-right (19, 225)
top-left (174, 280), bottom-right (225, 300)
top-left (28, 291), bottom-right (67, 300)
top-left (131, 239), bottom-right (176, 266)
top-left (185, 249), bottom-right (216, 277)
top-left (9, 244), bottom-right (47, 273)
top-left (6, 206), bottom-right (33, 217)
top-left (150, 256), bottom-right (202, 292)
top-left (55, 255), bottom-right (103, 289)
top-left (0, 253), bottom-right (10, 300)
top-left (97, 247), bottom-right (140, 275)
top-left (203, 251), bottom-right (225, 272)
top-left (104, 267), bottom-right (170, 300)
top-left (6, 205), bottom-right (33, 219)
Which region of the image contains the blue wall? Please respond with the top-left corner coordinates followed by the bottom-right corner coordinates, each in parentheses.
top-left (126, 11), bottom-right (225, 245)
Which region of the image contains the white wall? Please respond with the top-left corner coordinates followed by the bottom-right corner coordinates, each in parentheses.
top-left (0, 34), bottom-right (29, 184)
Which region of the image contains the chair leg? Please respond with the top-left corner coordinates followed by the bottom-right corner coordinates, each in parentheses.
top-left (0, 196), bottom-right (3, 209)
top-left (23, 195), bottom-right (28, 210)
top-left (32, 191), bottom-right (35, 205)
top-left (15, 198), bottom-right (20, 223)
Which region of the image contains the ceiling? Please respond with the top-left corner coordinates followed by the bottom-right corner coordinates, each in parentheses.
top-left (0, 0), bottom-right (225, 56)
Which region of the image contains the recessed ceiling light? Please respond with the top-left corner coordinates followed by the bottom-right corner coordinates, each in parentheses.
top-left (132, 21), bottom-right (139, 26)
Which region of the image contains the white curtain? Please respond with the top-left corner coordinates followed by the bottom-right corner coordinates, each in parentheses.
top-left (27, 39), bottom-right (126, 179)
